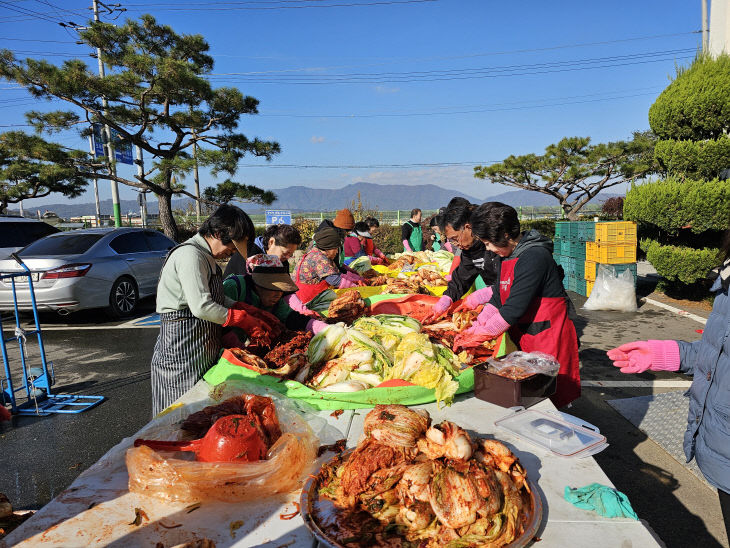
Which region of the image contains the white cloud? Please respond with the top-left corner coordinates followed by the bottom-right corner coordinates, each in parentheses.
top-left (310, 135), bottom-right (326, 144)
top-left (374, 85), bottom-right (400, 94)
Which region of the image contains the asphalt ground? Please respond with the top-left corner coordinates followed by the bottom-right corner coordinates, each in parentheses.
top-left (1, 291), bottom-right (728, 547)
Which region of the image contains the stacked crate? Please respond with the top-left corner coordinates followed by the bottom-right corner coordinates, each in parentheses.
top-left (552, 221), bottom-right (594, 296)
top-left (584, 221), bottom-right (638, 296)
top-left (553, 220), bottom-right (637, 297)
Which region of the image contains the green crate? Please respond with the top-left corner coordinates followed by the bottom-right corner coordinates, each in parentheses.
top-left (555, 223), bottom-right (570, 239)
top-left (560, 239), bottom-right (586, 259)
top-left (565, 256), bottom-right (585, 278)
top-left (570, 221), bottom-right (596, 242)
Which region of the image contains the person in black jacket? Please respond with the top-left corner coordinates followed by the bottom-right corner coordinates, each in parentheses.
top-left (422, 201), bottom-right (500, 323)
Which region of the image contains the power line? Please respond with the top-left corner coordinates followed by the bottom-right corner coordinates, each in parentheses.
top-left (260, 87), bottom-right (664, 118)
top-left (0, 36), bottom-right (77, 43)
top-left (210, 50), bottom-right (696, 84)
top-left (121, 0), bottom-right (438, 11)
top-left (236, 161), bottom-right (490, 169)
top-left (0, 1), bottom-right (66, 24)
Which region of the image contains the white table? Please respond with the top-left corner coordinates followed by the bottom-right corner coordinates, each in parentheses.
top-left (2, 382), bottom-right (662, 547)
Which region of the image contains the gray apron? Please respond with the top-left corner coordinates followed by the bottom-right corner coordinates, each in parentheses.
top-left (150, 243), bottom-right (225, 416)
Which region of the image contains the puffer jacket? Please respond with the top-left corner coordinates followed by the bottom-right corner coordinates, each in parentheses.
top-left (677, 275), bottom-right (730, 492)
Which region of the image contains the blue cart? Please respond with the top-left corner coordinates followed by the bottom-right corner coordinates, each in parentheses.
top-left (0, 253), bottom-right (104, 416)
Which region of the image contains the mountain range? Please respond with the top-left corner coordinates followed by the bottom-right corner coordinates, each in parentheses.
top-left (7, 182), bottom-right (620, 218)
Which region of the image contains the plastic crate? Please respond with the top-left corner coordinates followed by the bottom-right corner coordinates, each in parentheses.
top-left (566, 240), bottom-right (587, 259)
top-left (584, 261), bottom-right (637, 283)
top-left (594, 221), bottom-right (637, 244)
top-left (586, 241), bottom-right (637, 264)
top-left (564, 276), bottom-right (587, 296)
top-left (565, 256), bottom-right (585, 278)
top-left (554, 223), bottom-right (570, 240)
top-left (558, 239), bottom-right (572, 256)
top-left (571, 221), bottom-right (596, 242)
top-left (575, 278), bottom-right (587, 296)
top-left (586, 279), bottom-right (593, 296)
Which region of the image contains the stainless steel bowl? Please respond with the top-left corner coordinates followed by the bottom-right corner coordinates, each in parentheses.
top-left (301, 450), bottom-right (543, 547)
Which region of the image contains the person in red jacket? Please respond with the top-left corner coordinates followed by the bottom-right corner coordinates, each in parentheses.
top-left (454, 202), bottom-right (580, 408)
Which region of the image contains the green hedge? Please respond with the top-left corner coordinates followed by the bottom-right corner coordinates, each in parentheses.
top-left (641, 238), bottom-right (721, 285)
top-left (624, 177), bottom-right (730, 234)
top-left (522, 219), bottom-right (557, 239)
top-left (654, 137), bottom-right (730, 180)
top-left (648, 54), bottom-right (730, 140)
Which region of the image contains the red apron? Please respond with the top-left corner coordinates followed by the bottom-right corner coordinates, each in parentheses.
top-left (499, 258), bottom-right (581, 408)
top-left (364, 238), bottom-right (375, 256)
top-left (295, 249), bottom-right (333, 305)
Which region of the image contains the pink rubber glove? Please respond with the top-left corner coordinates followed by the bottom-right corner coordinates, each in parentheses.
top-left (306, 319), bottom-right (328, 334)
top-left (374, 249), bottom-right (386, 259)
top-left (453, 287), bottom-right (493, 313)
top-left (474, 303), bottom-right (500, 326)
top-left (607, 340), bottom-right (680, 374)
top-left (422, 295), bottom-right (452, 324)
top-left (403, 240), bottom-right (413, 252)
top-left (338, 277), bottom-right (357, 289)
top-left (453, 310), bottom-right (510, 352)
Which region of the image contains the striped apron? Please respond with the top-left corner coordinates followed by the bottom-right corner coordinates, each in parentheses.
top-left (150, 243), bottom-right (225, 416)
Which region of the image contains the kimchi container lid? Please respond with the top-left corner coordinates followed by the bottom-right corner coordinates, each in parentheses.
top-left (494, 408), bottom-right (606, 457)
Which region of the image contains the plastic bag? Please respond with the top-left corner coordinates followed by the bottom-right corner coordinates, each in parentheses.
top-left (583, 265), bottom-right (637, 312)
top-left (486, 351), bottom-right (561, 379)
top-left (126, 381), bottom-right (320, 503)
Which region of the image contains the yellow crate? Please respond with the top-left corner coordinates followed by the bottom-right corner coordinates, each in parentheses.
top-left (586, 279), bottom-right (594, 297)
top-left (585, 241), bottom-right (637, 264)
top-left (585, 261), bottom-right (596, 281)
top-left (594, 221), bottom-right (637, 244)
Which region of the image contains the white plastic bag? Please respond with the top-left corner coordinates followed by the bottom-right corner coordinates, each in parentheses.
top-left (583, 265), bottom-right (637, 312)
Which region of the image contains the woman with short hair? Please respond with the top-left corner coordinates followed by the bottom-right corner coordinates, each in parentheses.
top-left (343, 221), bottom-right (372, 265)
top-left (454, 202), bottom-right (580, 408)
top-left (150, 205), bottom-right (279, 415)
top-left (224, 223), bottom-right (302, 277)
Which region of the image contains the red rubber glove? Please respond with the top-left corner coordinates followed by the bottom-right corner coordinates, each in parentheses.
top-left (452, 287), bottom-right (493, 313)
top-left (223, 308), bottom-right (271, 342)
top-left (232, 301), bottom-right (283, 338)
top-left (607, 340), bottom-right (680, 374)
top-left (422, 295), bottom-right (452, 324)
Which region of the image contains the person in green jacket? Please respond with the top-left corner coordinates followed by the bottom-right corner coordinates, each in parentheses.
top-left (222, 254), bottom-right (327, 348)
top-left (402, 208), bottom-right (424, 252)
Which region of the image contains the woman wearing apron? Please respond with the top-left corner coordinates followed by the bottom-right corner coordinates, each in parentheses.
top-left (150, 205), bottom-right (276, 415)
top-left (454, 202), bottom-right (581, 408)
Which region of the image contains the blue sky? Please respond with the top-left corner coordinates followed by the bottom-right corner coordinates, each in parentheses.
top-left (0, 0), bottom-right (702, 209)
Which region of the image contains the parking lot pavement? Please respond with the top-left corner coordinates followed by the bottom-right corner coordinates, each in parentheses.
top-left (1, 293), bottom-right (727, 547)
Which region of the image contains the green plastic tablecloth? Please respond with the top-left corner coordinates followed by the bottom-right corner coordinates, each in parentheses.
top-left (203, 358), bottom-right (475, 410)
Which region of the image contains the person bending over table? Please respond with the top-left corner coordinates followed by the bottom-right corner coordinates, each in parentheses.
top-left (363, 217), bottom-right (389, 265)
top-left (343, 221), bottom-right (373, 265)
top-left (222, 254), bottom-right (327, 348)
top-left (150, 205), bottom-right (279, 415)
top-left (422, 200), bottom-right (500, 323)
top-left (452, 202), bottom-right (581, 408)
top-left (295, 227), bottom-right (365, 307)
top-left (607, 232), bottom-right (730, 537)
top-left (224, 223), bottom-right (301, 277)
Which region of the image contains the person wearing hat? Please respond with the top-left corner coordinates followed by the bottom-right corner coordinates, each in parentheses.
top-left (295, 227), bottom-right (364, 306)
top-left (402, 208), bottom-right (424, 252)
top-left (222, 254), bottom-right (328, 347)
top-left (317, 208), bottom-right (355, 267)
top-left (343, 221), bottom-right (373, 265)
top-left (150, 205), bottom-right (281, 415)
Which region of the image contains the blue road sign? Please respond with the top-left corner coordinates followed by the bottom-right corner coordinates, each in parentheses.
top-left (92, 123), bottom-right (134, 165)
top-left (265, 210), bottom-right (292, 225)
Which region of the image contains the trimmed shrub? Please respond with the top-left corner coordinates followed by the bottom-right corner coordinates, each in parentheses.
top-left (292, 216), bottom-right (318, 250)
top-left (641, 238), bottom-right (721, 285)
top-left (374, 223), bottom-right (403, 256)
top-left (601, 197), bottom-right (624, 219)
top-left (521, 219), bottom-right (556, 239)
top-left (654, 137), bottom-right (730, 180)
top-left (649, 54), bottom-right (730, 140)
top-left (624, 177), bottom-right (730, 235)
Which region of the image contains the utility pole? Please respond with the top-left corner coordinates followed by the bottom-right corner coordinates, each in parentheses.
top-left (87, 134), bottom-right (102, 226)
top-left (702, 0), bottom-right (710, 53)
top-left (91, 0), bottom-right (121, 228)
top-left (135, 145), bottom-right (147, 227)
top-left (192, 129), bottom-right (201, 222)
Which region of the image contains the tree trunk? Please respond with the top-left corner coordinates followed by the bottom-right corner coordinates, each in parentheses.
top-left (157, 192), bottom-right (179, 241)
top-left (561, 200), bottom-right (579, 220)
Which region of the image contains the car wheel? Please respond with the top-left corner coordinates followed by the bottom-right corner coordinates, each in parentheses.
top-left (107, 276), bottom-right (139, 319)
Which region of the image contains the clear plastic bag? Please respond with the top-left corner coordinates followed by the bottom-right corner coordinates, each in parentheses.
top-left (583, 265), bottom-right (637, 312)
top-left (126, 381), bottom-right (320, 503)
top-left (486, 351), bottom-right (561, 379)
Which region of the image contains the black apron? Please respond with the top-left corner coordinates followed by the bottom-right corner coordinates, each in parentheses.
top-left (150, 243), bottom-right (225, 416)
